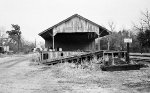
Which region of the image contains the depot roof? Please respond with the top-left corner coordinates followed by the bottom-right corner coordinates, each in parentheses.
top-left (39, 14), bottom-right (110, 39)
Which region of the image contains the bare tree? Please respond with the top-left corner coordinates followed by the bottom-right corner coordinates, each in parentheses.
top-left (141, 9), bottom-right (150, 30)
top-left (107, 21), bottom-right (116, 50)
top-left (108, 21), bottom-right (116, 32)
top-left (134, 9), bottom-right (150, 31)
top-left (134, 9), bottom-right (150, 53)
top-left (133, 21), bottom-right (144, 33)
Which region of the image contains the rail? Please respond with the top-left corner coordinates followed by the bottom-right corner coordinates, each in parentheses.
top-left (130, 53), bottom-right (150, 62)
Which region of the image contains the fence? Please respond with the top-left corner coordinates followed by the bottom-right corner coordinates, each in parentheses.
top-left (130, 53), bottom-right (150, 62)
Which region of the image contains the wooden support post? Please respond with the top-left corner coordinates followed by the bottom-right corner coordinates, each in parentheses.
top-left (126, 43), bottom-right (130, 64)
top-left (40, 52), bottom-right (42, 62)
top-left (112, 53), bottom-right (115, 65)
top-left (52, 35), bottom-right (55, 51)
top-left (76, 58), bottom-right (78, 68)
top-left (40, 52), bottom-right (42, 61)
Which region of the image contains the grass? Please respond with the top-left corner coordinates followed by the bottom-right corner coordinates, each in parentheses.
top-left (47, 61), bottom-right (150, 93)
top-left (29, 53), bottom-right (150, 92)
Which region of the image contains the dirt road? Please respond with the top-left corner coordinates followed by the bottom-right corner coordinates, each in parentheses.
top-left (0, 54), bottom-right (150, 93)
top-left (0, 54), bottom-right (41, 93)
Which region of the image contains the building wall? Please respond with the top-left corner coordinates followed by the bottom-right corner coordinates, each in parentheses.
top-left (53, 17), bottom-right (99, 36)
top-left (45, 39), bottom-right (96, 52)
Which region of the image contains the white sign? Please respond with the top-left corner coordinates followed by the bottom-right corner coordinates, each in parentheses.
top-left (124, 38), bottom-right (132, 43)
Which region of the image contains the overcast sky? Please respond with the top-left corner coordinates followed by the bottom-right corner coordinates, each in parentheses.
top-left (0, 0), bottom-right (150, 42)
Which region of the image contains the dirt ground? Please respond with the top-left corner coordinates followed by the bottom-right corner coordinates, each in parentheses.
top-left (0, 54), bottom-right (150, 93)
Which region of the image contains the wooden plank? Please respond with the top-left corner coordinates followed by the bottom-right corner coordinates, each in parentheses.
top-left (130, 53), bottom-right (150, 56)
top-left (130, 56), bottom-right (150, 60)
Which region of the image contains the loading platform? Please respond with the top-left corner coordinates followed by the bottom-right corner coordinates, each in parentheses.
top-left (40, 51), bottom-right (103, 65)
top-left (39, 50), bottom-right (147, 71)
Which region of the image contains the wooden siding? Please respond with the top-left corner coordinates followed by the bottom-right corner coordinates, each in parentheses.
top-left (40, 51), bottom-right (88, 62)
top-left (53, 17), bottom-right (99, 36)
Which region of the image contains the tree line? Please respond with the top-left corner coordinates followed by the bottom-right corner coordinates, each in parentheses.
top-left (100, 10), bottom-right (150, 53)
top-left (0, 24), bottom-right (35, 53)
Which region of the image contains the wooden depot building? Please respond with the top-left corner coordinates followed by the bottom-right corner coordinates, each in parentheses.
top-left (39, 14), bottom-right (109, 52)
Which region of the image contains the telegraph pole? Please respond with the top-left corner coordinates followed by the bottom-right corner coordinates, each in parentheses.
top-left (35, 38), bottom-right (36, 48)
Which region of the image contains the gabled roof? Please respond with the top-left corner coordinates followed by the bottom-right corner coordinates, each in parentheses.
top-left (39, 14), bottom-right (109, 36)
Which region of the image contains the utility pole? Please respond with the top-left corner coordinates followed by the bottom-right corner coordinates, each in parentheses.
top-left (18, 35), bottom-right (19, 52)
top-left (35, 38), bottom-right (36, 48)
